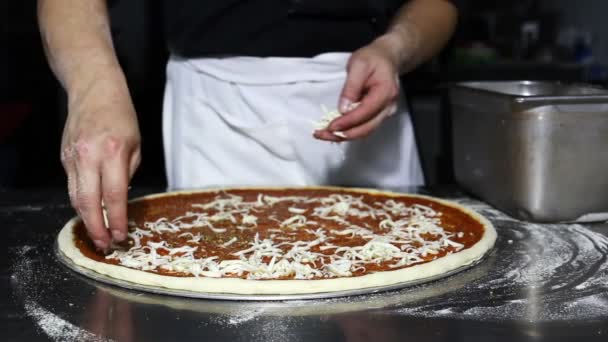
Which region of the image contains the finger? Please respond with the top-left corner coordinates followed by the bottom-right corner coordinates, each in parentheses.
top-left (66, 164), bottom-right (79, 209)
top-left (341, 104), bottom-right (395, 140)
top-left (330, 83), bottom-right (393, 132)
top-left (61, 147), bottom-right (79, 208)
top-left (101, 153), bottom-right (130, 242)
top-left (76, 164), bottom-right (110, 250)
top-left (128, 149), bottom-right (141, 179)
top-left (313, 130), bottom-right (346, 142)
top-left (338, 58), bottom-right (371, 113)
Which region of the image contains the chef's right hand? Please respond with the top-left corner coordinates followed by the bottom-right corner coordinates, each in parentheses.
top-left (61, 78), bottom-right (141, 250)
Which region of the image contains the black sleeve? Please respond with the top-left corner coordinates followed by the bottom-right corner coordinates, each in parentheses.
top-left (286, 0), bottom-right (377, 18)
top-left (107, 0), bottom-right (119, 9)
top-left (447, 0), bottom-right (463, 13)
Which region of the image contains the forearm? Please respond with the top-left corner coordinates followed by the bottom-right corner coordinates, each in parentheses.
top-left (38, 0), bottom-right (128, 99)
top-left (381, 0), bottom-right (458, 73)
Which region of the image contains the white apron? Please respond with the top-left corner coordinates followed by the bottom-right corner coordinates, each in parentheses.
top-left (162, 53), bottom-right (424, 190)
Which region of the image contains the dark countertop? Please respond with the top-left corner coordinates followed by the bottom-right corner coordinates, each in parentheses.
top-left (3, 187), bottom-right (608, 342)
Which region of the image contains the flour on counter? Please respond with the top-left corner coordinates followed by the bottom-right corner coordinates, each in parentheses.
top-left (11, 244), bottom-right (111, 342)
top-left (226, 307), bottom-right (267, 325)
top-left (383, 198), bottom-right (608, 321)
top-left (24, 300), bottom-right (108, 342)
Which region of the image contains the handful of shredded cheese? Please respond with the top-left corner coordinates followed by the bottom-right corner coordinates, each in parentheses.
top-left (312, 103), bottom-right (360, 138)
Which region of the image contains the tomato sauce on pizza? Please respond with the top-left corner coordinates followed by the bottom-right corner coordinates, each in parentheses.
top-left (72, 189), bottom-right (485, 280)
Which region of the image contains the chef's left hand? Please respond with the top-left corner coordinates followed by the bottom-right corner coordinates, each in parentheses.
top-left (314, 33), bottom-right (405, 141)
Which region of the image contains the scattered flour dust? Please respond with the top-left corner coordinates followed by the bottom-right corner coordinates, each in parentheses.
top-left (24, 300), bottom-right (108, 342)
top-left (214, 308), bottom-right (300, 342)
top-left (208, 305), bottom-right (302, 342)
top-left (11, 245), bottom-right (111, 342)
top-left (563, 295), bottom-right (608, 317)
top-left (385, 197), bottom-right (608, 322)
top-left (226, 307), bottom-right (267, 325)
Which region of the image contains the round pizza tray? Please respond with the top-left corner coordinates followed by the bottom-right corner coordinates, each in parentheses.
top-left (54, 242), bottom-right (488, 301)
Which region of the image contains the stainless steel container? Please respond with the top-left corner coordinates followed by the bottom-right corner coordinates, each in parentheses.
top-left (450, 81), bottom-right (608, 222)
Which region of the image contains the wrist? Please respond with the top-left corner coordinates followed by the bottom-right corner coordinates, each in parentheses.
top-left (67, 67), bottom-right (130, 104)
top-left (63, 57), bottom-right (127, 95)
top-left (375, 21), bottom-right (421, 73)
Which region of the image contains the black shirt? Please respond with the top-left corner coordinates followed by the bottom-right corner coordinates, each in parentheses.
top-left (162, 0), bottom-right (406, 58)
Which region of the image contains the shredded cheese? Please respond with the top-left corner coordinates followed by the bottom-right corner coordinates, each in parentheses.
top-left (105, 191), bottom-right (468, 280)
top-left (312, 102), bottom-right (361, 134)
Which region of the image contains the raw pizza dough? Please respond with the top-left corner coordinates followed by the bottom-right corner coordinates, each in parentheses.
top-left (57, 187), bottom-right (497, 295)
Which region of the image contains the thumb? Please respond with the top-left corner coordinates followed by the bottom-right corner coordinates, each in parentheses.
top-left (339, 58), bottom-right (370, 113)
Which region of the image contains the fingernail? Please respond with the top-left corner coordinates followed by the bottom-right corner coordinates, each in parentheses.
top-left (112, 229), bottom-right (126, 241)
top-left (388, 104), bottom-right (398, 117)
top-left (94, 239), bottom-right (108, 249)
top-left (339, 98), bottom-right (352, 113)
top-left (333, 131), bottom-right (348, 139)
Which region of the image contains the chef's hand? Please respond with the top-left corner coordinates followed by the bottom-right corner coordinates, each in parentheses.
top-left (314, 24), bottom-right (420, 142)
top-left (61, 78), bottom-right (140, 250)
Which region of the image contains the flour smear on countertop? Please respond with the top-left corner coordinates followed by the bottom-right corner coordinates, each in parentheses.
top-left (11, 245), bottom-right (112, 342)
top-left (385, 198), bottom-right (608, 321)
